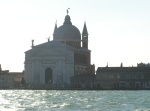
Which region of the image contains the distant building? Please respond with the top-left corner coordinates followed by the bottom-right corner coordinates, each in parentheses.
top-left (0, 64), bottom-right (23, 89)
top-left (0, 72), bottom-right (14, 89)
top-left (9, 72), bottom-right (24, 88)
top-left (137, 62), bottom-right (150, 67)
top-left (0, 64), bottom-right (14, 89)
top-left (96, 63), bottom-right (150, 89)
top-left (24, 10), bottom-right (95, 89)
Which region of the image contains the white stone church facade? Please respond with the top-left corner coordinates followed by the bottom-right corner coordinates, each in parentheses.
top-left (24, 11), bottom-right (95, 88)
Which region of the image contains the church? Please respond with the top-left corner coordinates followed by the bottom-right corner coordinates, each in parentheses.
top-left (24, 10), bottom-right (95, 89)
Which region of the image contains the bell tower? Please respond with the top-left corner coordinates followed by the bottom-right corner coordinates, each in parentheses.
top-left (82, 22), bottom-right (88, 49)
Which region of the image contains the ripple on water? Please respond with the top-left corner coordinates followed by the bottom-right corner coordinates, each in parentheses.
top-left (0, 90), bottom-right (150, 111)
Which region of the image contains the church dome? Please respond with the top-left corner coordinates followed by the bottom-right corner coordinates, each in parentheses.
top-left (53, 15), bottom-right (81, 41)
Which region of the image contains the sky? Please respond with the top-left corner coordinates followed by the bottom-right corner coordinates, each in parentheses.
top-left (0, 0), bottom-right (150, 72)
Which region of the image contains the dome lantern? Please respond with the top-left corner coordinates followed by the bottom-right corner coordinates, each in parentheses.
top-left (63, 15), bottom-right (72, 25)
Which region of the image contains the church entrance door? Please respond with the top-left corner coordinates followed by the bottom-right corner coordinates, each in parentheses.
top-left (45, 68), bottom-right (53, 84)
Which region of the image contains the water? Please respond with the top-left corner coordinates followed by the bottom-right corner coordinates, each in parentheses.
top-left (0, 90), bottom-right (150, 111)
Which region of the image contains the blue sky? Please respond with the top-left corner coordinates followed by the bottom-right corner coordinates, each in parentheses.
top-left (0, 0), bottom-right (150, 71)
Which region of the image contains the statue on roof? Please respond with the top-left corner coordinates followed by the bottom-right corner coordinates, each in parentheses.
top-left (47, 37), bottom-right (50, 42)
top-left (32, 39), bottom-right (34, 47)
top-left (66, 8), bottom-right (70, 15)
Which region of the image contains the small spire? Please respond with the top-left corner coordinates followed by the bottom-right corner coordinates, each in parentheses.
top-left (82, 21), bottom-right (88, 35)
top-left (106, 62), bottom-right (108, 67)
top-left (120, 63), bottom-right (123, 67)
top-left (53, 20), bottom-right (57, 36)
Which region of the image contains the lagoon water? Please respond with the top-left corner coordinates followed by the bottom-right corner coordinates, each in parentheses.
top-left (0, 90), bottom-right (150, 111)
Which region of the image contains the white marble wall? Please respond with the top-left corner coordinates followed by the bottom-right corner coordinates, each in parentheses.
top-left (24, 45), bottom-right (74, 86)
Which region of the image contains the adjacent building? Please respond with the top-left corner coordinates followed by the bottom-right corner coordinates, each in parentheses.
top-left (96, 63), bottom-right (150, 89)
